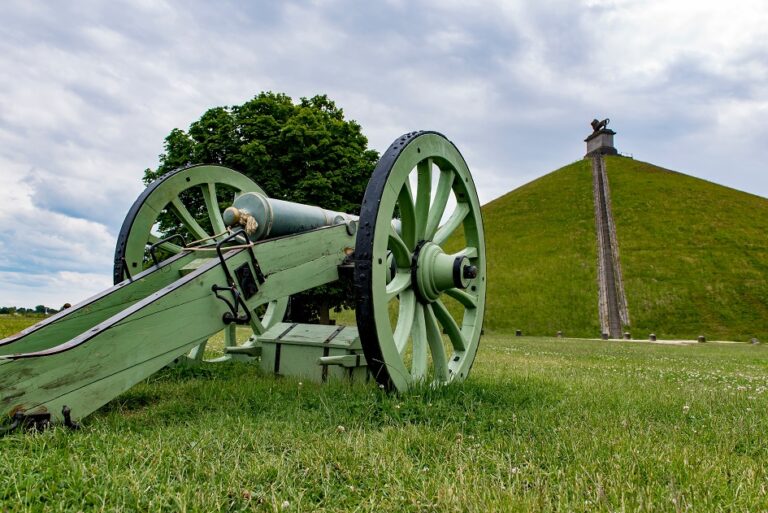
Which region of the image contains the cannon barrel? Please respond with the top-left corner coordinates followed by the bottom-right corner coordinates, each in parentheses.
top-left (223, 192), bottom-right (358, 240)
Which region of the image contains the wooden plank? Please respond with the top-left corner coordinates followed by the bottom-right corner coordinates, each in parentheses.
top-left (0, 224), bottom-right (355, 422)
top-left (0, 252), bottom-right (197, 356)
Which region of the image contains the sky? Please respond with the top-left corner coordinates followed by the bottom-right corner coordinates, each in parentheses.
top-left (0, 0), bottom-right (766, 308)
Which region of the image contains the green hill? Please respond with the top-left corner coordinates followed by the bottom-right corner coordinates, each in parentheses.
top-left (481, 159), bottom-right (600, 336)
top-left (483, 156), bottom-right (768, 341)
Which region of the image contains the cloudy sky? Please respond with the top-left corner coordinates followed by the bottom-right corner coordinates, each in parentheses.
top-left (1, 0), bottom-right (766, 308)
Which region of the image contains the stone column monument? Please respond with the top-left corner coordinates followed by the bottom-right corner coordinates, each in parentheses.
top-left (584, 118), bottom-right (618, 158)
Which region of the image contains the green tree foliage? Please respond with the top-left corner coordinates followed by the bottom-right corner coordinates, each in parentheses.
top-left (144, 92), bottom-right (379, 322)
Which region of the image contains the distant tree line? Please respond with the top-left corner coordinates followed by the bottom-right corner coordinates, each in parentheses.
top-left (0, 304), bottom-right (68, 315)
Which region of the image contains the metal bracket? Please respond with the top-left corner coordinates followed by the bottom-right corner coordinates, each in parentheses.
top-left (211, 284), bottom-right (251, 325)
top-left (0, 411), bottom-right (51, 436)
top-left (234, 263), bottom-right (258, 300)
top-left (62, 406), bottom-right (80, 430)
top-left (321, 325), bottom-right (345, 382)
top-left (215, 229), bottom-right (263, 286)
top-left (0, 412), bottom-right (25, 436)
top-left (211, 228), bottom-right (267, 324)
top-left (337, 255), bottom-right (355, 283)
top-left (0, 406), bottom-right (82, 436)
top-left (149, 233), bottom-right (187, 267)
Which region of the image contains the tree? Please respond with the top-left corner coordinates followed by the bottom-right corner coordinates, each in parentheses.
top-left (144, 92), bottom-right (379, 323)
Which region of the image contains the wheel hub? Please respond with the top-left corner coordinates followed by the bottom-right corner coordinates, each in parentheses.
top-left (411, 241), bottom-right (476, 303)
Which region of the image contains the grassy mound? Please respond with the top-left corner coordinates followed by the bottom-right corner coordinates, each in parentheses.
top-left (481, 160), bottom-right (600, 337)
top-left (484, 156), bottom-right (768, 341)
top-left (605, 156), bottom-right (768, 341)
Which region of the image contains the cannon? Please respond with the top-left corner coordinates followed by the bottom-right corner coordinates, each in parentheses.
top-left (0, 131), bottom-right (486, 431)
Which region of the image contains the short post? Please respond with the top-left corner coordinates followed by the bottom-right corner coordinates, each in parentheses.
top-left (556, 331), bottom-right (563, 338)
top-left (697, 335), bottom-right (706, 343)
top-left (649, 333), bottom-right (657, 342)
top-left (623, 332), bottom-right (631, 340)
top-left (515, 329), bottom-right (522, 337)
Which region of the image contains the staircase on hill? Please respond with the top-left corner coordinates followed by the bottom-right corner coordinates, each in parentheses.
top-left (591, 155), bottom-right (630, 338)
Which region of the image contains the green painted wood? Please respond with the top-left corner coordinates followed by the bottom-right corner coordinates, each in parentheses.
top-left (0, 252), bottom-right (198, 357)
top-left (259, 323), bottom-right (360, 349)
top-left (259, 322), bottom-right (365, 383)
top-left (117, 164), bottom-right (290, 363)
top-left (317, 354), bottom-right (367, 367)
top-left (223, 345), bottom-right (261, 356)
top-left (179, 258), bottom-right (214, 276)
top-left (0, 224), bottom-right (354, 423)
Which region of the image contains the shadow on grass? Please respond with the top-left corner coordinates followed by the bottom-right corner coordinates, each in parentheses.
top-left (90, 362), bottom-right (565, 434)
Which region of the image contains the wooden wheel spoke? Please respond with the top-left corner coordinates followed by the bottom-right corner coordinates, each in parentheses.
top-left (411, 303), bottom-right (428, 380)
top-left (169, 197), bottom-right (209, 241)
top-left (147, 234), bottom-right (183, 254)
top-left (388, 227), bottom-right (411, 268)
top-left (187, 338), bottom-right (208, 360)
top-left (424, 304), bottom-right (449, 381)
top-left (445, 288), bottom-right (478, 309)
top-left (415, 159), bottom-right (432, 240)
top-left (433, 203), bottom-right (470, 246)
top-left (433, 299), bottom-right (467, 351)
top-left (425, 170), bottom-right (455, 240)
top-left (455, 246), bottom-right (478, 259)
top-left (397, 181), bottom-right (417, 250)
top-left (386, 272), bottom-right (411, 301)
top-left (201, 182), bottom-right (227, 235)
top-left (249, 315), bottom-right (266, 336)
top-left (261, 297), bottom-right (289, 329)
top-left (394, 291), bottom-right (416, 355)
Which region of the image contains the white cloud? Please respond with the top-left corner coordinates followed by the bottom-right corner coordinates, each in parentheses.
top-left (0, 270), bottom-right (112, 309)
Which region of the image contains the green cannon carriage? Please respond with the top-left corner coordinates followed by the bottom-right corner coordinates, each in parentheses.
top-left (0, 131), bottom-right (486, 432)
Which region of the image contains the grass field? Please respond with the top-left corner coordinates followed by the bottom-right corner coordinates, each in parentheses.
top-left (1, 314), bottom-right (766, 512)
top-left (0, 315), bottom-right (47, 339)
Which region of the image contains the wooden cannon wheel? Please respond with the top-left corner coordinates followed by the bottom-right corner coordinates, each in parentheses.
top-left (113, 164), bottom-right (288, 361)
top-left (354, 132), bottom-right (487, 391)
